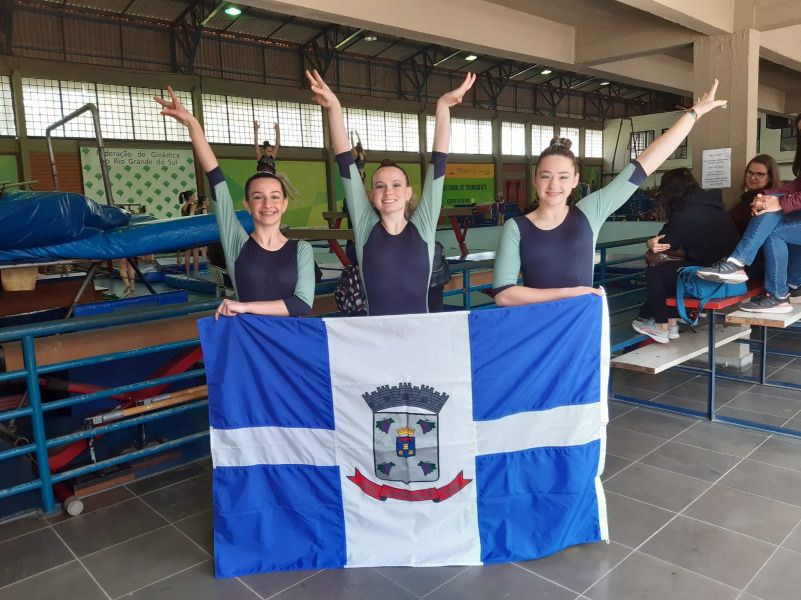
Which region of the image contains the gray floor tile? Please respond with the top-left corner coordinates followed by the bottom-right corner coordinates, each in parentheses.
top-left (724, 389), bottom-right (801, 419)
top-left (239, 569), bottom-right (321, 599)
top-left (126, 462), bottom-right (208, 496)
top-left (640, 441), bottom-right (740, 482)
top-left (784, 418), bottom-right (801, 434)
top-left (610, 408), bottom-right (697, 439)
top-left (0, 561), bottom-right (106, 600)
top-left (746, 548), bottom-right (801, 600)
top-left (174, 509), bottom-right (213, 555)
top-left (720, 460), bottom-right (801, 507)
top-left (673, 421), bottom-right (768, 457)
top-left (651, 393), bottom-right (708, 414)
top-left (640, 515), bottom-right (775, 589)
top-left (613, 371), bottom-right (696, 394)
top-left (0, 514), bottom-right (48, 543)
top-left (605, 492), bottom-right (674, 548)
top-left (0, 528), bottom-right (73, 588)
top-left (605, 426), bottom-right (665, 461)
top-left (612, 385), bottom-right (661, 402)
top-left (782, 524), bottom-right (801, 553)
top-left (585, 551), bottom-right (738, 600)
top-left (715, 407), bottom-right (789, 429)
top-left (685, 486), bottom-right (801, 545)
top-left (127, 560), bottom-right (259, 599)
top-left (271, 568), bottom-right (417, 600)
top-left (518, 541), bottom-right (629, 594)
top-left (52, 497), bottom-right (168, 557)
top-left (766, 364), bottom-right (801, 387)
top-left (609, 402), bottom-right (635, 420)
top-left (425, 563), bottom-right (575, 600)
top-left (140, 473), bottom-right (212, 521)
top-left (748, 436), bottom-right (801, 472)
top-left (601, 454), bottom-right (632, 481)
top-left (47, 486), bottom-right (134, 524)
top-left (81, 526), bottom-right (207, 597)
top-left (666, 379), bottom-right (748, 406)
top-left (604, 463), bottom-right (710, 512)
top-left (375, 565), bottom-right (468, 596)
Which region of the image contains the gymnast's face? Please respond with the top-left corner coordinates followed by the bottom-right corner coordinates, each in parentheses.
top-left (534, 155), bottom-right (579, 208)
top-left (245, 178), bottom-right (287, 227)
top-left (370, 166), bottom-right (413, 217)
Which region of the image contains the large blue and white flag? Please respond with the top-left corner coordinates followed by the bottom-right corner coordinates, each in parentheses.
top-left (199, 295), bottom-right (609, 578)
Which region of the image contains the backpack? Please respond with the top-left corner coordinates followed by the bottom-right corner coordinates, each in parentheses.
top-left (429, 241), bottom-right (451, 288)
top-left (335, 264), bottom-right (367, 316)
top-left (675, 266), bottom-right (747, 326)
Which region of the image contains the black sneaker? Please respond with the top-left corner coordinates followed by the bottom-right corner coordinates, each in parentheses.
top-left (697, 259), bottom-right (748, 283)
top-left (789, 286), bottom-right (801, 304)
top-left (740, 293), bottom-right (793, 313)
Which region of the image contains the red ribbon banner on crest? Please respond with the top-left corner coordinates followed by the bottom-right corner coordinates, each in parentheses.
top-left (347, 469), bottom-right (472, 502)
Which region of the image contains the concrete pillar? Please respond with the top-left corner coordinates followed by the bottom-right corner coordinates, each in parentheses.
top-left (691, 29), bottom-right (760, 208)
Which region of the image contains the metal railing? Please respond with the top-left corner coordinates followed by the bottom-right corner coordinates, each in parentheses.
top-left (0, 300), bottom-right (217, 513)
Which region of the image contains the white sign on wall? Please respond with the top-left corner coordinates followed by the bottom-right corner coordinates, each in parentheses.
top-left (701, 148), bottom-right (731, 189)
top-left (80, 147), bottom-right (197, 219)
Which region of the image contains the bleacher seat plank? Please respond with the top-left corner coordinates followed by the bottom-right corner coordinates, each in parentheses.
top-left (725, 305), bottom-right (801, 328)
top-left (611, 324), bottom-right (751, 374)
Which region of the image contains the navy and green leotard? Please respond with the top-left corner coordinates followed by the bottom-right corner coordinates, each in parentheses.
top-left (493, 161), bottom-right (647, 291)
top-left (207, 167), bottom-right (315, 315)
top-left (336, 151), bottom-right (447, 316)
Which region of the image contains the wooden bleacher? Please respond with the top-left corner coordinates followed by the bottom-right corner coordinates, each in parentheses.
top-left (726, 303), bottom-right (801, 328)
top-left (611, 323), bottom-right (751, 374)
top-left (612, 287), bottom-right (761, 375)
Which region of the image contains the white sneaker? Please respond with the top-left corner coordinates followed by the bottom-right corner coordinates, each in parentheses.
top-left (669, 324), bottom-right (680, 340)
top-left (632, 319), bottom-right (670, 344)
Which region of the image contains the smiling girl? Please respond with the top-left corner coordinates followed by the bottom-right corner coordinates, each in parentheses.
top-left (493, 80), bottom-right (727, 307)
top-left (308, 69), bottom-right (476, 316)
top-left (155, 87), bottom-right (315, 320)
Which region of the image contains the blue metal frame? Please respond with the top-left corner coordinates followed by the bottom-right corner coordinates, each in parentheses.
top-left (0, 300), bottom-right (218, 513)
top-left (611, 304), bottom-right (801, 440)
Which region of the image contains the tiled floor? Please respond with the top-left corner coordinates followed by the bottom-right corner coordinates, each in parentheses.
top-left (2, 394), bottom-right (801, 598)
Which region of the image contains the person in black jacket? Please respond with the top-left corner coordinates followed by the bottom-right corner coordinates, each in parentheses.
top-left (633, 168), bottom-right (740, 343)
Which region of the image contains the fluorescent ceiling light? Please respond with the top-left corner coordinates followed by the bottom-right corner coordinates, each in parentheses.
top-left (600, 81), bottom-right (610, 86)
top-left (224, 6), bottom-right (241, 16)
top-left (540, 69), bottom-right (552, 75)
top-left (363, 34), bottom-right (378, 42)
top-left (465, 54), bottom-right (478, 61)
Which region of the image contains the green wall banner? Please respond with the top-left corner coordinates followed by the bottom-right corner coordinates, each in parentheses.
top-left (334, 162), bottom-right (423, 211)
top-left (80, 147), bottom-right (197, 219)
top-left (443, 163), bottom-right (494, 206)
top-left (0, 155), bottom-right (19, 186)
top-left (218, 159), bottom-right (329, 228)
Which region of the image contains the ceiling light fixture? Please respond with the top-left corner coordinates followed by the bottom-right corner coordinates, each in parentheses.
top-left (363, 34), bottom-right (378, 42)
top-left (224, 6), bottom-right (241, 16)
top-left (600, 81), bottom-right (610, 86)
top-left (465, 54), bottom-right (478, 61)
top-left (540, 69), bottom-right (552, 75)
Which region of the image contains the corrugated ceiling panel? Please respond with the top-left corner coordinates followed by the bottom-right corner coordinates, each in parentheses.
top-left (270, 22), bottom-right (321, 44)
top-left (345, 39), bottom-right (393, 57)
top-left (65, 0), bottom-right (130, 12)
top-left (126, 0), bottom-right (186, 21)
top-left (121, 23), bottom-right (172, 66)
top-left (226, 15), bottom-right (286, 38)
top-left (221, 40), bottom-right (263, 82)
top-left (379, 43), bottom-right (423, 61)
top-left (264, 46), bottom-right (300, 84)
top-left (63, 15), bottom-right (121, 58)
top-left (12, 9), bottom-right (64, 52)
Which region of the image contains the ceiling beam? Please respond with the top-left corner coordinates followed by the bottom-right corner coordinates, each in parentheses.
top-left (575, 23), bottom-right (694, 66)
top-left (760, 25), bottom-right (801, 71)
top-left (612, 0), bottom-right (733, 35)
top-left (238, 0), bottom-right (576, 67)
top-left (754, 1), bottom-right (801, 31)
